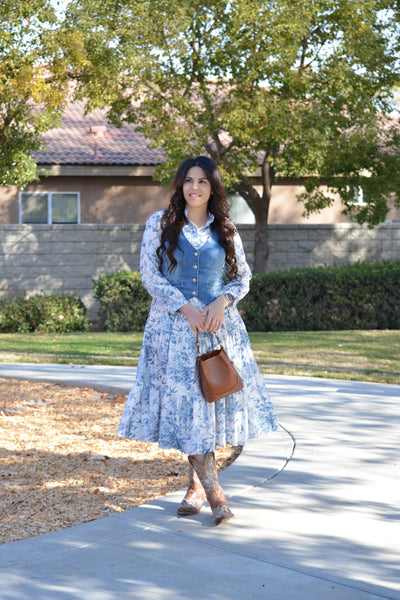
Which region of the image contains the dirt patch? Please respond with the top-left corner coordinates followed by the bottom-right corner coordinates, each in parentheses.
top-left (0, 378), bottom-right (240, 545)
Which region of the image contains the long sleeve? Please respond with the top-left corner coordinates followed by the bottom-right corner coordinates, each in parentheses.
top-left (140, 211), bottom-right (188, 313)
top-left (222, 230), bottom-right (252, 304)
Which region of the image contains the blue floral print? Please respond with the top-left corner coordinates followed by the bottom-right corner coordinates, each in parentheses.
top-left (117, 210), bottom-right (278, 455)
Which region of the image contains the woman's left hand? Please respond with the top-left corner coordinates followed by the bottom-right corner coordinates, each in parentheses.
top-left (202, 295), bottom-right (229, 333)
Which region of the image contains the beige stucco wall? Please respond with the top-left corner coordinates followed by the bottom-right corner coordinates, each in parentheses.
top-left (0, 175), bottom-right (169, 225)
top-left (2, 170), bottom-right (399, 225)
top-left (268, 181), bottom-right (400, 224)
top-left (0, 185), bottom-right (19, 224)
top-left (268, 182), bottom-right (351, 224)
top-left (80, 176), bottom-right (168, 223)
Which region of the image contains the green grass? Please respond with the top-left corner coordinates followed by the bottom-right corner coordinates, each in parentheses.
top-left (250, 330), bottom-right (400, 384)
top-left (0, 332), bottom-right (144, 366)
top-left (0, 330), bottom-right (399, 385)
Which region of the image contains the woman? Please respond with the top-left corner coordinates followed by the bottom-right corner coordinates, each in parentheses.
top-left (118, 156), bottom-right (277, 525)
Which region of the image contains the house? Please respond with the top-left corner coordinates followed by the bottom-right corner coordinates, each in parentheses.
top-left (0, 101), bottom-right (399, 317)
top-left (4, 100), bottom-right (398, 227)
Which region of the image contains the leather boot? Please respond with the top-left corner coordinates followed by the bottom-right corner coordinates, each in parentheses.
top-left (188, 452), bottom-right (234, 525)
top-left (177, 462), bottom-right (206, 515)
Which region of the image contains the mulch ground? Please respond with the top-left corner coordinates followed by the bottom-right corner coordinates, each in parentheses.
top-left (0, 377), bottom-right (240, 545)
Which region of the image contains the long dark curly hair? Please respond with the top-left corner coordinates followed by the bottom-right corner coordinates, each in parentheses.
top-left (156, 156), bottom-right (238, 279)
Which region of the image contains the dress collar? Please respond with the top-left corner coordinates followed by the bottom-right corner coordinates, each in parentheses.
top-left (184, 208), bottom-right (215, 229)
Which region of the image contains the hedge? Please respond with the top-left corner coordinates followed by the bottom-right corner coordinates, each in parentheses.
top-left (240, 260), bottom-right (400, 331)
top-left (92, 261), bottom-right (400, 332)
top-left (0, 292), bottom-right (89, 333)
top-left (93, 271), bottom-right (151, 331)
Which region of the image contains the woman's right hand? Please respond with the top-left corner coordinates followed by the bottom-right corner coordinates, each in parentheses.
top-left (179, 303), bottom-right (206, 332)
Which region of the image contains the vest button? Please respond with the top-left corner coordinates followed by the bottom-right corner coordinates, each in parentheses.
top-left (193, 252), bottom-right (199, 256)
top-left (193, 265), bottom-right (198, 269)
top-left (192, 278), bottom-right (197, 282)
top-left (191, 291), bottom-right (196, 295)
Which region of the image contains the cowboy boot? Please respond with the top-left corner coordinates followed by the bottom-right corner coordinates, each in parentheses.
top-left (188, 452), bottom-right (234, 525)
top-left (177, 462), bottom-right (206, 515)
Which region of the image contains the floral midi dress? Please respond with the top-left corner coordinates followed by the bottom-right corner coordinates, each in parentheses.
top-left (117, 210), bottom-right (278, 455)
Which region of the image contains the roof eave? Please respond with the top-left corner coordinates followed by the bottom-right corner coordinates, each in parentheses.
top-left (37, 164), bottom-right (157, 177)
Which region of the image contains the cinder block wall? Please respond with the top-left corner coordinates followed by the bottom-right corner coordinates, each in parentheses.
top-left (0, 222), bottom-right (399, 318)
top-left (238, 222), bottom-right (400, 271)
top-left (0, 224), bottom-right (143, 318)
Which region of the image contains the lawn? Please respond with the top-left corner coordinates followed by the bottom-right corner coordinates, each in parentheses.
top-left (0, 330), bottom-right (399, 384)
top-left (249, 330), bottom-right (400, 384)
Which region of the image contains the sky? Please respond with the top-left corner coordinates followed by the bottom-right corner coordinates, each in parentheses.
top-left (51, 0), bottom-right (70, 19)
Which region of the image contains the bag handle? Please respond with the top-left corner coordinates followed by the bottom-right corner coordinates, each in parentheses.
top-left (196, 331), bottom-right (222, 357)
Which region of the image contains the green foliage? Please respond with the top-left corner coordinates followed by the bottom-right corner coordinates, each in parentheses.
top-left (0, 0), bottom-right (71, 186)
top-left (0, 292), bottom-right (89, 333)
top-left (65, 0), bottom-right (400, 245)
top-left (93, 271), bottom-right (151, 331)
top-left (240, 261), bottom-right (400, 331)
top-left (92, 262), bottom-right (400, 333)
top-left (2, 1), bottom-right (400, 269)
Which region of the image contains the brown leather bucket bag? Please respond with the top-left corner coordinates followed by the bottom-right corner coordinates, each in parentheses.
top-left (196, 332), bottom-right (243, 403)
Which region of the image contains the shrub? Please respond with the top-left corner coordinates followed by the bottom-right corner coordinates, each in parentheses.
top-left (92, 261), bottom-right (400, 332)
top-left (93, 271), bottom-right (151, 331)
top-left (240, 260), bottom-right (400, 331)
top-left (0, 292), bottom-right (89, 333)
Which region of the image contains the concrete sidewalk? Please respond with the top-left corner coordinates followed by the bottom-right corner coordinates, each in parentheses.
top-left (0, 364), bottom-right (399, 600)
top-left (0, 362), bottom-right (137, 393)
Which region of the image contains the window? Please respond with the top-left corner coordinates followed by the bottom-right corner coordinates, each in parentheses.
top-left (229, 193), bottom-right (256, 224)
top-left (347, 186), bottom-right (367, 207)
top-left (19, 192), bottom-right (80, 224)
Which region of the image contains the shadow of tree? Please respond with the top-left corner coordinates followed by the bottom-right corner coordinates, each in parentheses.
top-left (0, 376), bottom-right (399, 600)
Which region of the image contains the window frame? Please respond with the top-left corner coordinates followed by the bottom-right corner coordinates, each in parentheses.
top-left (347, 186), bottom-right (367, 208)
top-left (19, 191), bottom-right (81, 225)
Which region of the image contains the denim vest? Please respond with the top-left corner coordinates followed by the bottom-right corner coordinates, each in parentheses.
top-left (161, 230), bottom-right (226, 305)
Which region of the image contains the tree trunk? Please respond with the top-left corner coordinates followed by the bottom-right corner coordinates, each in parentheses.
top-left (253, 214), bottom-right (269, 273)
top-left (232, 154), bottom-right (274, 273)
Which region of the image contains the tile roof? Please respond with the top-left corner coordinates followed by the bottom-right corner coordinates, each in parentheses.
top-left (34, 101), bottom-right (165, 166)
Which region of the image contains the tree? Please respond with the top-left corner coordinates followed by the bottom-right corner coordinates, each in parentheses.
top-left (0, 0), bottom-right (71, 187)
top-left (65, 0), bottom-right (400, 270)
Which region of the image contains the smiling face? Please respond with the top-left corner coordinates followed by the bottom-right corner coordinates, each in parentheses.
top-left (182, 166), bottom-right (212, 213)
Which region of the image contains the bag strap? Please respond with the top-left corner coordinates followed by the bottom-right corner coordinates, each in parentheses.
top-left (196, 331), bottom-right (222, 357)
